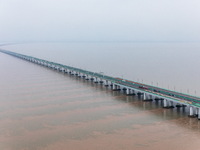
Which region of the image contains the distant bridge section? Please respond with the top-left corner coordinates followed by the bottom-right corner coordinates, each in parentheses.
top-left (1, 49), bottom-right (200, 119)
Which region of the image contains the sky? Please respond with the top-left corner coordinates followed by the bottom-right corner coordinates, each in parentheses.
top-left (0, 0), bottom-right (200, 43)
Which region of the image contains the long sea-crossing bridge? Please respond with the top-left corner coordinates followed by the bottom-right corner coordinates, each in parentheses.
top-left (1, 49), bottom-right (200, 119)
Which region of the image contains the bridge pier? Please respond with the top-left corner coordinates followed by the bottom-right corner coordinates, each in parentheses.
top-left (163, 99), bottom-right (168, 108)
top-left (104, 80), bottom-right (109, 86)
top-left (99, 79), bottom-right (104, 84)
top-left (151, 95), bottom-right (155, 101)
top-left (198, 108), bottom-right (200, 120)
top-left (82, 74), bottom-right (86, 78)
top-left (112, 84), bottom-right (120, 91)
top-left (163, 99), bottom-right (174, 108)
top-left (189, 106), bottom-right (196, 117)
top-left (131, 89), bottom-right (134, 94)
top-left (143, 93), bottom-right (147, 100)
top-left (69, 71), bottom-right (73, 75)
top-left (78, 73), bottom-right (82, 77)
top-left (126, 89), bottom-right (130, 95)
top-left (94, 77), bottom-right (98, 83)
top-left (195, 107), bottom-right (199, 117)
top-left (64, 69), bottom-right (68, 73)
top-left (59, 67), bottom-right (63, 72)
top-left (131, 89), bottom-right (135, 95)
top-left (176, 103), bottom-right (183, 107)
top-left (191, 107), bottom-right (198, 117)
top-left (112, 84), bottom-right (117, 90)
top-left (126, 89), bottom-right (134, 95)
top-left (85, 75), bottom-right (89, 80)
top-left (143, 93), bottom-right (152, 101)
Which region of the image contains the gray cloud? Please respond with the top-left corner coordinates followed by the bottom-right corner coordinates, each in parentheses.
top-left (0, 0), bottom-right (200, 42)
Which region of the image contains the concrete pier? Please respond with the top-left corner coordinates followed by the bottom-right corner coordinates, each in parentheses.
top-left (112, 84), bottom-right (117, 90)
top-left (104, 80), bottom-right (109, 86)
top-left (143, 93), bottom-right (152, 101)
top-left (94, 77), bottom-right (98, 83)
top-left (126, 89), bottom-right (130, 95)
top-left (112, 84), bottom-right (120, 91)
top-left (163, 99), bottom-right (174, 108)
top-left (99, 79), bottom-right (104, 84)
top-left (189, 106), bottom-right (195, 117)
top-left (198, 109), bottom-right (200, 120)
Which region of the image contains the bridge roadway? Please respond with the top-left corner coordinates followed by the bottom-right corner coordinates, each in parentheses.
top-left (1, 49), bottom-right (200, 119)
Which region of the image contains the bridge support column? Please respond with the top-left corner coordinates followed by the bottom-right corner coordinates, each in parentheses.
top-left (189, 106), bottom-right (195, 117)
top-left (163, 99), bottom-right (174, 108)
top-left (70, 71), bottom-right (74, 75)
top-left (110, 82), bottom-right (113, 87)
top-left (126, 89), bottom-right (130, 95)
top-left (143, 93), bottom-right (152, 101)
top-left (176, 103), bottom-right (183, 107)
top-left (143, 93), bottom-right (147, 100)
top-left (85, 75), bottom-right (89, 80)
top-left (126, 89), bottom-right (134, 96)
top-left (198, 109), bottom-right (200, 120)
top-left (112, 84), bottom-right (120, 91)
top-left (169, 101), bottom-right (174, 107)
top-left (112, 84), bottom-right (117, 90)
top-left (78, 73), bottom-right (82, 78)
top-left (194, 107), bottom-right (198, 117)
top-left (163, 99), bottom-right (168, 108)
top-left (94, 77), bottom-right (98, 83)
top-left (99, 79), bottom-right (104, 84)
top-left (117, 85), bottom-right (121, 90)
top-left (131, 90), bottom-right (135, 95)
top-left (151, 95), bottom-right (155, 101)
top-left (105, 80), bottom-right (109, 86)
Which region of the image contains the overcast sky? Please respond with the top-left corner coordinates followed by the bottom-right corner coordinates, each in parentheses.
top-left (0, 0), bottom-right (200, 43)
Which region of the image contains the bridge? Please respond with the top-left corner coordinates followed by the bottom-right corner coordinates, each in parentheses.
top-left (1, 49), bottom-right (200, 119)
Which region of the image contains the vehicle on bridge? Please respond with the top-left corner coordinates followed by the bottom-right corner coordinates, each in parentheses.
top-left (139, 86), bottom-right (148, 90)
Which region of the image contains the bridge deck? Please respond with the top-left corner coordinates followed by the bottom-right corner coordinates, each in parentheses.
top-left (1, 49), bottom-right (200, 108)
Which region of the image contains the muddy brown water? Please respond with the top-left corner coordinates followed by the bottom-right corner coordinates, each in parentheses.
top-left (1, 43), bottom-right (200, 150)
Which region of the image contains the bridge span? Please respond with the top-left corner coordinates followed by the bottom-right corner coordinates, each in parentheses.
top-left (1, 49), bottom-right (200, 119)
